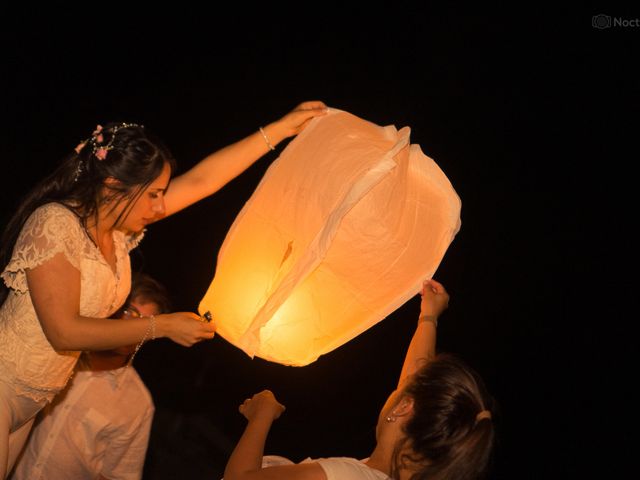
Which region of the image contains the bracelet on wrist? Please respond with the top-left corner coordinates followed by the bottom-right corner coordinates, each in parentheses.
top-left (418, 315), bottom-right (438, 328)
top-left (259, 126), bottom-right (275, 151)
top-left (127, 315), bottom-right (156, 368)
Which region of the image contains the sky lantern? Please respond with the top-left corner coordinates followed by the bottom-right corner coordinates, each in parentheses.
top-left (199, 109), bottom-right (461, 366)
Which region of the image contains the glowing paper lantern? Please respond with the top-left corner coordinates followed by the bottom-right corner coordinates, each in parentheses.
top-left (199, 109), bottom-right (461, 366)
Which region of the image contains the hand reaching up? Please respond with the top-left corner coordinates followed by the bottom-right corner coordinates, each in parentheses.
top-left (239, 390), bottom-right (286, 423)
top-left (420, 279), bottom-right (450, 319)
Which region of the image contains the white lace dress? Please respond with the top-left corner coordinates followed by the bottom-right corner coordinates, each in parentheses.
top-left (0, 203), bottom-right (140, 403)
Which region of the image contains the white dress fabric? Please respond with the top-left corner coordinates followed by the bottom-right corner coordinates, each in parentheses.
top-left (253, 455), bottom-right (389, 480)
top-left (200, 109), bottom-right (461, 366)
top-left (0, 203), bottom-right (138, 403)
top-left (10, 361), bottom-right (154, 480)
top-left (314, 457), bottom-right (390, 480)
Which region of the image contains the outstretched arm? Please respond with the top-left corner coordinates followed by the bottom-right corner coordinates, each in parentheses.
top-left (163, 101), bottom-right (327, 217)
top-left (224, 390), bottom-right (326, 480)
top-left (398, 279), bottom-right (449, 387)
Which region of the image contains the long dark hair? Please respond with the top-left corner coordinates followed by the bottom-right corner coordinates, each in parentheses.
top-left (0, 122), bottom-right (176, 304)
top-left (392, 354), bottom-right (496, 480)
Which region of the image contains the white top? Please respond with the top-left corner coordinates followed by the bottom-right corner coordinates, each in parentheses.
top-left (10, 362), bottom-right (154, 480)
top-left (0, 203), bottom-right (139, 402)
top-left (307, 457), bottom-right (390, 480)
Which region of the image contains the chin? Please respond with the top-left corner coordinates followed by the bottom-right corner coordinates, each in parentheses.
top-left (123, 225), bottom-right (146, 235)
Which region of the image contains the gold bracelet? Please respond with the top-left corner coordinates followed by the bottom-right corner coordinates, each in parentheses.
top-left (259, 126), bottom-right (275, 151)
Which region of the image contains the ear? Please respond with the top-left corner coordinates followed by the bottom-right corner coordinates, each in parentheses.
top-left (392, 396), bottom-right (415, 418)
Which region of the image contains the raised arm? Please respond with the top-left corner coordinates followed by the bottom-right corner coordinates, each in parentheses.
top-left (163, 101), bottom-right (327, 217)
top-left (397, 279), bottom-right (449, 387)
top-left (26, 253), bottom-right (215, 350)
top-left (224, 390), bottom-right (326, 480)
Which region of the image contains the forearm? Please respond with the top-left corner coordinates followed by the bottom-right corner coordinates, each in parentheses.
top-left (41, 314), bottom-right (163, 351)
top-left (164, 123), bottom-right (283, 216)
top-left (398, 315), bottom-right (437, 387)
top-left (26, 261), bottom-right (160, 351)
top-left (225, 416), bottom-right (275, 479)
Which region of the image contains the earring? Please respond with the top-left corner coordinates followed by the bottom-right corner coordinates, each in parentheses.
top-left (385, 415), bottom-right (396, 423)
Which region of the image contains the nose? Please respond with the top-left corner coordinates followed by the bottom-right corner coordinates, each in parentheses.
top-left (152, 197), bottom-right (166, 216)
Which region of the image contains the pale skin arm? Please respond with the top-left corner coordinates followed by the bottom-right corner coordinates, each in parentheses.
top-left (224, 390), bottom-right (327, 480)
top-left (397, 279), bottom-right (449, 387)
top-left (26, 252), bottom-right (215, 351)
top-left (162, 101), bottom-right (328, 217)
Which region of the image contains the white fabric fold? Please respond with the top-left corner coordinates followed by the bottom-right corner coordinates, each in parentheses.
top-left (199, 109), bottom-right (461, 366)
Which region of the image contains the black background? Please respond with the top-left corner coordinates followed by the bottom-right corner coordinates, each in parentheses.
top-left (1, 5), bottom-right (635, 479)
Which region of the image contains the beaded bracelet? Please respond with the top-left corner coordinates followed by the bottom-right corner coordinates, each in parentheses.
top-left (259, 126), bottom-right (275, 151)
top-left (127, 315), bottom-right (155, 368)
top-left (148, 314), bottom-right (156, 340)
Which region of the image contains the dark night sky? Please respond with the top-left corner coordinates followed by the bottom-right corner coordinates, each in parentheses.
top-left (1, 6), bottom-right (635, 479)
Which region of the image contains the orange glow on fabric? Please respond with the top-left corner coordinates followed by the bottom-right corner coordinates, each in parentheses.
top-left (199, 109), bottom-right (461, 366)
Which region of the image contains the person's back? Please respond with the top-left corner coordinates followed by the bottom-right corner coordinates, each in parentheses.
top-left (10, 361), bottom-right (153, 480)
top-left (9, 273), bottom-right (170, 480)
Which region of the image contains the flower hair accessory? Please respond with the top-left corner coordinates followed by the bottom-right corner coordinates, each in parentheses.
top-left (73, 122), bottom-right (143, 182)
top-left (74, 122), bottom-right (143, 160)
top-left (94, 146), bottom-right (109, 160)
top-left (74, 125), bottom-right (103, 154)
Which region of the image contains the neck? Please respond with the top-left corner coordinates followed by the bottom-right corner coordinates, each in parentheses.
top-left (365, 443), bottom-right (393, 476)
top-left (86, 206), bottom-right (117, 239)
top-left (367, 434), bottom-right (420, 480)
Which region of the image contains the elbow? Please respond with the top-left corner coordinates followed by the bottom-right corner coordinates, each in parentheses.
top-left (40, 320), bottom-right (77, 351)
top-left (42, 329), bottom-right (72, 351)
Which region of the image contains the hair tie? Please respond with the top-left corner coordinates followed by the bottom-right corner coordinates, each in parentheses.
top-left (475, 410), bottom-right (492, 422)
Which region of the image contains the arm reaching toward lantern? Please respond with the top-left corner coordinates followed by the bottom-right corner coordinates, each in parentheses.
top-left (163, 101), bottom-right (328, 217)
top-left (26, 253), bottom-right (215, 351)
top-left (398, 279), bottom-right (449, 387)
top-left (224, 390), bottom-right (327, 480)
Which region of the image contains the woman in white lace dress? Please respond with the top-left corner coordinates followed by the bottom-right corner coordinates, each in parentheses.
top-left (224, 280), bottom-right (496, 480)
top-left (0, 102), bottom-right (328, 478)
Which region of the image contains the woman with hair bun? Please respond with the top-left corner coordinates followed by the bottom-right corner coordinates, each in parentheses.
top-left (224, 279), bottom-right (496, 480)
top-left (0, 101), bottom-right (328, 478)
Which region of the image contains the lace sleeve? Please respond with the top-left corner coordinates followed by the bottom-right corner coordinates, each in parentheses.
top-left (126, 229), bottom-right (145, 252)
top-left (1, 203), bottom-right (84, 293)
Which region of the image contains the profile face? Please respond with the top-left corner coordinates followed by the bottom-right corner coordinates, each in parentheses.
top-left (115, 161), bottom-right (172, 233)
